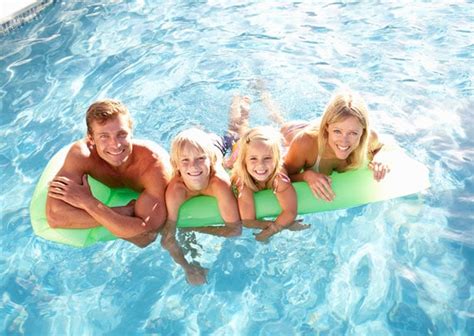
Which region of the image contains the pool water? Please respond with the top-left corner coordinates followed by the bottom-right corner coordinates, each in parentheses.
top-left (1, 1), bottom-right (472, 334)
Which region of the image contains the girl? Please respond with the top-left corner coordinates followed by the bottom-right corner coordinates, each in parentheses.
top-left (284, 89), bottom-right (390, 202)
top-left (161, 127), bottom-right (241, 285)
top-left (231, 126), bottom-right (301, 241)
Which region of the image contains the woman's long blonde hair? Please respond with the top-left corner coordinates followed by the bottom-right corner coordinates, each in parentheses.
top-left (231, 126), bottom-right (284, 192)
top-left (308, 90), bottom-right (371, 170)
top-left (170, 128), bottom-right (218, 178)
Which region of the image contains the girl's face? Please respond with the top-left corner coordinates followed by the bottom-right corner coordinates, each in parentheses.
top-left (245, 140), bottom-right (276, 183)
top-left (177, 142), bottom-right (211, 191)
top-left (326, 116), bottom-right (363, 160)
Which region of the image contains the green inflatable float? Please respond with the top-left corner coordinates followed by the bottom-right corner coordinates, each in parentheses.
top-left (30, 144), bottom-right (430, 248)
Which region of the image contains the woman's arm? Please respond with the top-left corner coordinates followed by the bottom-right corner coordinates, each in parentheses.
top-left (284, 133), bottom-right (335, 201)
top-left (368, 130), bottom-right (390, 181)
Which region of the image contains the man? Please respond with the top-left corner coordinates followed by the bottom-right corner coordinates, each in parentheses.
top-left (46, 99), bottom-right (171, 247)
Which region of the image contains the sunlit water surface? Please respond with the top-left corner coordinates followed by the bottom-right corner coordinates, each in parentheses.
top-left (1, 1), bottom-right (473, 334)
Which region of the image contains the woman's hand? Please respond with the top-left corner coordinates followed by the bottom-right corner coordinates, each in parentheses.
top-left (303, 170), bottom-right (335, 201)
top-left (369, 161), bottom-right (390, 181)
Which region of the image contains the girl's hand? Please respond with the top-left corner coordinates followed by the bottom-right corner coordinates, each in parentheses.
top-left (369, 161), bottom-right (390, 181)
top-left (303, 170), bottom-right (335, 201)
top-left (255, 222), bottom-right (281, 241)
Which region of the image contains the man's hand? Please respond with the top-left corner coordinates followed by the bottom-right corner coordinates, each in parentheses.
top-left (48, 175), bottom-right (93, 209)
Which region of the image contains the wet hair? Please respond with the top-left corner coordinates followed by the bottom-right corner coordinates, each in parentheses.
top-left (231, 126), bottom-right (284, 192)
top-left (169, 128), bottom-right (218, 178)
top-left (309, 89), bottom-right (370, 170)
top-left (86, 99), bottom-right (133, 135)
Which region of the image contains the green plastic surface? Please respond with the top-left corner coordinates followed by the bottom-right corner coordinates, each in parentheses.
top-left (30, 145), bottom-right (430, 247)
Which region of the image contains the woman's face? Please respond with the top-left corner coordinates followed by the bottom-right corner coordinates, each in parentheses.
top-left (326, 116), bottom-right (363, 160)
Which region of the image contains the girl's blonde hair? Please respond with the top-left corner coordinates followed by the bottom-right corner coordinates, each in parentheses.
top-left (170, 128), bottom-right (218, 177)
top-left (231, 126), bottom-right (284, 192)
top-left (309, 89), bottom-right (370, 170)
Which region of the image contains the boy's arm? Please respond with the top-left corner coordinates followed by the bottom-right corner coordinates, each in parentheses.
top-left (190, 178), bottom-right (242, 237)
top-left (160, 219), bottom-right (208, 285)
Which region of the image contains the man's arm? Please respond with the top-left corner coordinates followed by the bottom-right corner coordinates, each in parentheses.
top-left (46, 142), bottom-right (102, 229)
top-left (47, 143), bottom-right (169, 239)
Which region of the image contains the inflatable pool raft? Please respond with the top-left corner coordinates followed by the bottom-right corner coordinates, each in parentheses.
top-left (30, 145), bottom-right (430, 247)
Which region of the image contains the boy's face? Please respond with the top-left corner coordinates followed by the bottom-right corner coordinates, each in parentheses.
top-left (177, 142), bottom-right (211, 191)
top-left (88, 114), bottom-right (133, 167)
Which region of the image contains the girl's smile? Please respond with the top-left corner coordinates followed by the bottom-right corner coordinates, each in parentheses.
top-left (245, 140), bottom-right (276, 184)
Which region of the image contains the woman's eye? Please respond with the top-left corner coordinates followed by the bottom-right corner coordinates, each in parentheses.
top-left (264, 157), bottom-right (272, 161)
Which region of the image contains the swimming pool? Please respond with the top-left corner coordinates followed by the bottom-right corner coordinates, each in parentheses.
top-left (1, 1), bottom-right (472, 334)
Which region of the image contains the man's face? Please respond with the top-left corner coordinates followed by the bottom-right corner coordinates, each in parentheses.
top-left (88, 114), bottom-right (133, 167)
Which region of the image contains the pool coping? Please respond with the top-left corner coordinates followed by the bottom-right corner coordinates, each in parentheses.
top-left (0, 0), bottom-right (55, 35)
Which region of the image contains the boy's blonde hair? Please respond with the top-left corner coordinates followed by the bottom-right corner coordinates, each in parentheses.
top-left (231, 126), bottom-right (284, 192)
top-left (170, 128), bottom-right (218, 177)
top-left (308, 89), bottom-right (370, 170)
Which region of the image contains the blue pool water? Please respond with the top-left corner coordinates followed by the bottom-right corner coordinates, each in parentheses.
top-left (1, 1), bottom-right (473, 334)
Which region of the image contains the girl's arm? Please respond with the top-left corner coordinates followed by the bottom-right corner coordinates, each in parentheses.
top-left (237, 184), bottom-right (274, 230)
top-left (254, 177), bottom-right (298, 241)
top-left (284, 133), bottom-right (335, 201)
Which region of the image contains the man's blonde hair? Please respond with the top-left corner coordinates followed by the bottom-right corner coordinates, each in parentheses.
top-left (86, 99), bottom-right (133, 135)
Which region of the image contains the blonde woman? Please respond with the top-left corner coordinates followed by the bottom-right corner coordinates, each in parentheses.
top-left (284, 90), bottom-right (389, 202)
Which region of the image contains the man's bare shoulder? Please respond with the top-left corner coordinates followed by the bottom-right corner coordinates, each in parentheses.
top-left (63, 140), bottom-right (94, 167)
top-left (68, 139), bottom-right (93, 158)
top-left (132, 139), bottom-right (172, 182)
top-left (133, 139), bottom-right (170, 160)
